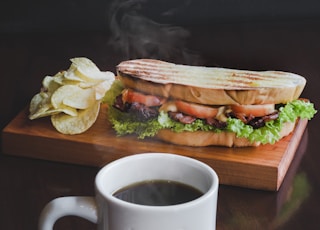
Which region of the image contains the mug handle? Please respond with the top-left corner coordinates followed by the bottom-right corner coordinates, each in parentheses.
top-left (38, 196), bottom-right (98, 230)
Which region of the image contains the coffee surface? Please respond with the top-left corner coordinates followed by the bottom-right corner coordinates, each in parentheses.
top-left (113, 180), bottom-right (203, 206)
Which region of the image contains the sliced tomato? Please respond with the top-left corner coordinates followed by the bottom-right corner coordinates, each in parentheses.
top-left (122, 89), bottom-right (166, 107)
top-left (231, 104), bottom-right (275, 117)
top-left (175, 100), bottom-right (219, 119)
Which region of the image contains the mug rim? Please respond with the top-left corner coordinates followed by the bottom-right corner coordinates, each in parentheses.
top-left (95, 152), bottom-right (219, 210)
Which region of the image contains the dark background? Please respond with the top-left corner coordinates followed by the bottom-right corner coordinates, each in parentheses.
top-left (1, 0), bottom-right (320, 32)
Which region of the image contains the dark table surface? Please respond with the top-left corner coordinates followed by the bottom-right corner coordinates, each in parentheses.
top-left (1, 2), bottom-right (320, 229)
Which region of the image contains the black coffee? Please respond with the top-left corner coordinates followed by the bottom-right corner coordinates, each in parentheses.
top-left (113, 180), bottom-right (203, 206)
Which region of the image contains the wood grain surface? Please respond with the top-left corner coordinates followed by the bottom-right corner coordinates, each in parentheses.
top-left (2, 104), bottom-right (308, 191)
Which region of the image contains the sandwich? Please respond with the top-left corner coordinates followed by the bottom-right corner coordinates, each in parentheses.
top-left (103, 59), bottom-right (316, 147)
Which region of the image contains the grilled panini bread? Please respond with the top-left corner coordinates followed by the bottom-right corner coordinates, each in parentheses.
top-left (156, 121), bottom-right (295, 147)
top-left (117, 59), bottom-right (306, 105)
top-left (105, 59), bottom-right (316, 147)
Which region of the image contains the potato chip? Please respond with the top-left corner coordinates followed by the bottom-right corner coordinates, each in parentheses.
top-left (51, 85), bottom-right (95, 110)
top-left (53, 72), bottom-right (80, 86)
top-left (43, 75), bottom-right (61, 93)
top-left (29, 85), bottom-right (78, 119)
top-left (94, 76), bottom-right (115, 100)
top-left (63, 65), bottom-right (86, 82)
top-left (28, 57), bottom-right (115, 134)
top-left (53, 72), bottom-right (98, 89)
top-left (64, 57), bottom-right (110, 83)
top-left (51, 101), bottom-right (100, 134)
top-left (29, 93), bottom-right (52, 119)
top-left (29, 106), bottom-right (78, 120)
top-left (32, 76), bottom-right (60, 112)
top-left (52, 105), bottom-right (78, 116)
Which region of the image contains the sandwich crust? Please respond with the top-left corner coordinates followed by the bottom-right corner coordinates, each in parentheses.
top-left (156, 121), bottom-right (295, 147)
top-left (117, 59), bottom-right (306, 105)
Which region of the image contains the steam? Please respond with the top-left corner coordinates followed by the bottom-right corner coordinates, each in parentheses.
top-left (106, 0), bottom-right (202, 64)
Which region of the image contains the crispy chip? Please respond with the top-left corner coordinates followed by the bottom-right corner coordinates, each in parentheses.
top-left (53, 72), bottom-right (81, 86)
top-left (29, 57), bottom-right (115, 134)
top-left (93, 72), bottom-right (115, 99)
top-left (64, 57), bottom-right (110, 83)
top-left (29, 93), bottom-right (52, 119)
top-left (29, 88), bottom-right (78, 119)
top-left (43, 75), bottom-right (61, 93)
top-left (51, 85), bottom-right (95, 110)
top-left (29, 106), bottom-right (78, 120)
top-left (51, 101), bottom-right (100, 134)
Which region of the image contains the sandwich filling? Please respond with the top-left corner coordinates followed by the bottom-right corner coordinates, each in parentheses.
top-left (104, 80), bottom-right (316, 145)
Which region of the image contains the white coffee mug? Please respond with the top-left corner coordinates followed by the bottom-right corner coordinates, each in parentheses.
top-left (39, 153), bottom-right (219, 230)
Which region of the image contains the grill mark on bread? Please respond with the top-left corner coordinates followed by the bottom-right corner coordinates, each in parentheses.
top-left (117, 59), bottom-right (306, 105)
top-left (117, 59), bottom-right (306, 90)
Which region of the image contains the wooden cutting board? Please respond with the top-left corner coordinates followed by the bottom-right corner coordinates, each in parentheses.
top-left (1, 104), bottom-right (307, 191)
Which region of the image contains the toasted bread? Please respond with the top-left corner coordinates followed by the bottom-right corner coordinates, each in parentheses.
top-left (156, 121), bottom-right (296, 147)
top-left (117, 59), bottom-right (306, 105)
